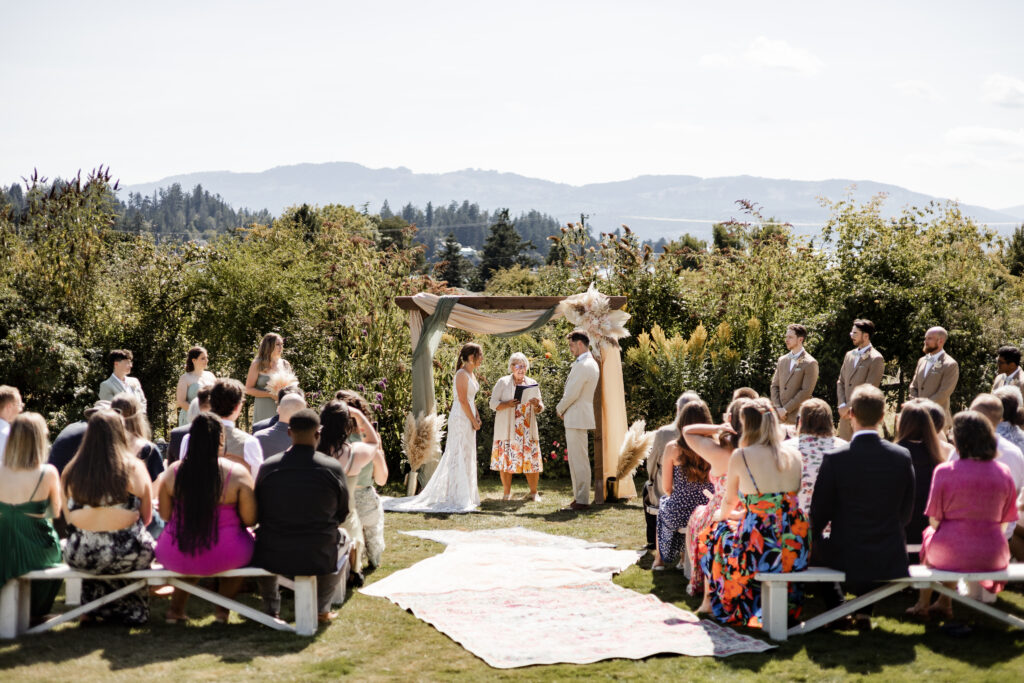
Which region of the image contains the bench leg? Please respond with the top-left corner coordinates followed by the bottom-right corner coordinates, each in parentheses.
top-left (25, 579), bottom-right (147, 635)
top-left (761, 581), bottom-right (789, 641)
top-left (166, 578), bottom-right (295, 633)
top-left (789, 583), bottom-right (904, 637)
top-left (293, 576), bottom-right (318, 636)
top-left (65, 577), bottom-right (82, 606)
top-left (1, 579), bottom-right (22, 639)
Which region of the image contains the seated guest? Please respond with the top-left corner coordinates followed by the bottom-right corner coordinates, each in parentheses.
top-left (110, 393), bottom-right (165, 484)
top-left (921, 400), bottom-right (956, 459)
top-left (960, 395), bottom-right (1024, 535)
top-left (155, 413), bottom-right (257, 623)
top-left (49, 401), bottom-right (109, 475)
top-left (682, 397), bottom-right (748, 598)
top-left (783, 398), bottom-right (847, 514)
top-left (319, 400), bottom-right (385, 584)
top-left (897, 400), bottom-right (948, 550)
top-left (811, 385), bottom-right (915, 630)
top-left (917, 411), bottom-right (1019, 619)
top-left (0, 413), bottom-right (63, 620)
top-left (335, 390), bottom-right (389, 570)
top-left (252, 385), bottom-right (305, 434)
top-left (644, 392), bottom-right (700, 551)
top-left (732, 387), bottom-right (758, 401)
top-left (0, 385), bottom-right (24, 466)
top-left (167, 387), bottom-right (212, 464)
top-left (254, 394), bottom-right (307, 460)
top-left (253, 409), bottom-right (351, 623)
top-left (992, 386), bottom-right (1024, 454)
top-left (651, 399), bottom-right (715, 571)
top-left (98, 349), bottom-right (147, 412)
top-left (699, 397), bottom-right (809, 627)
top-left (62, 410), bottom-right (156, 625)
top-left (182, 379), bottom-right (263, 477)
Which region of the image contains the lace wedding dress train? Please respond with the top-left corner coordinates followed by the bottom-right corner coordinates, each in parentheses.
top-left (383, 370), bottom-right (481, 513)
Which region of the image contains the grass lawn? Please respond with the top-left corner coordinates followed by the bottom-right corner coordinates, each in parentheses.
top-left (2, 476), bottom-right (1023, 681)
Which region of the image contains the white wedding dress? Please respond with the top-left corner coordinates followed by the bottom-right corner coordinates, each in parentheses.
top-left (383, 369), bottom-right (481, 513)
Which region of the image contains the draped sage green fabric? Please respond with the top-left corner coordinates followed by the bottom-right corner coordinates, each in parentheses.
top-left (411, 296), bottom-right (459, 417)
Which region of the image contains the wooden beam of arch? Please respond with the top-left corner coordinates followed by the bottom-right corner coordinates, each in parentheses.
top-left (394, 295), bottom-right (627, 312)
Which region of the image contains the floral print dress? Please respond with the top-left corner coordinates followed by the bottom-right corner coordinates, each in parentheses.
top-left (490, 403), bottom-right (542, 473)
top-left (686, 473), bottom-right (726, 595)
top-left (698, 451), bottom-right (810, 627)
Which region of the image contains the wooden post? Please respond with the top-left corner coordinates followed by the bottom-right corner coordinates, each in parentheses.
top-left (592, 370), bottom-right (604, 504)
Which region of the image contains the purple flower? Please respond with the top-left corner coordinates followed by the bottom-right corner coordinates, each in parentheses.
top-left (357, 384), bottom-right (365, 392)
top-left (375, 392), bottom-right (383, 402)
top-left (378, 379), bottom-right (387, 389)
top-left (374, 403), bottom-right (383, 413)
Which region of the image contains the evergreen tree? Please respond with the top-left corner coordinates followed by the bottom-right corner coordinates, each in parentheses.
top-left (1006, 224), bottom-right (1024, 277)
top-left (425, 201), bottom-right (433, 227)
top-left (380, 200), bottom-right (393, 219)
top-left (477, 209), bottom-right (537, 285)
top-left (435, 232), bottom-right (471, 288)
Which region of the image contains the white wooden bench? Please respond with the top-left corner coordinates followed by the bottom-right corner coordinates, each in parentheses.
top-left (0, 565), bottom-right (321, 639)
top-left (756, 563), bottom-right (1024, 641)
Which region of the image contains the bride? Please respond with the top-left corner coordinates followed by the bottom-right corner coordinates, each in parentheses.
top-left (384, 342), bottom-right (483, 513)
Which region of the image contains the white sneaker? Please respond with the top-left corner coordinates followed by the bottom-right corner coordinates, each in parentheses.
top-left (529, 493), bottom-right (541, 502)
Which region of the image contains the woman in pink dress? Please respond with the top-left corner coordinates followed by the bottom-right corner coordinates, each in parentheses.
top-left (156, 413), bottom-right (257, 623)
top-left (681, 397), bottom-right (749, 599)
top-left (917, 410), bottom-right (1018, 619)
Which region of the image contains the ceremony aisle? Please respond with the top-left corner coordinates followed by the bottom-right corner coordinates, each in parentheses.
top-left (361, 526), bottom-right (772, 668)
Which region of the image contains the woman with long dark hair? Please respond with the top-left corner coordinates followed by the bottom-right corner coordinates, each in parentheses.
top-left (155, 413), bottom-right (256, 623)
top-left (319, 400), bottom-right (384, 585)
top-left (651, 400), bottom-right (716, 570)
top-left (62, 410), bottom-right (156, 625)
top-left (175, 346), bottom-right (216, 426)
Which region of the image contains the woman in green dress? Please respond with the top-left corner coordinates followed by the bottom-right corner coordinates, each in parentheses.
top-left (0, 412), bottom-right (63, 619)
top-left (175, 346), bottom-right (216, 426)
top-left (245, 333), bottom-right (291, 425)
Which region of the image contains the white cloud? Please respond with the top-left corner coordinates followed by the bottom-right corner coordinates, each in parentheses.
top-left (698, 36), bottom-right (823, 76)
top-left (945, 126), bottom-right (1024, 148)
top-left (982, 74), bottom-right (1024, 108)
top-left (892, 80), bottom-right (939, 101)
top-left (743, 36), bottom-right (824, 76)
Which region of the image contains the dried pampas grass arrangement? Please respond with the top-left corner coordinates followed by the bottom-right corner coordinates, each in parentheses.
top-left (402, 411), bottom-right (446, 472)
top-left (616, 420), bottom-right (654, 480)
top-left (558, 282), bottom-right (631, 352)
top-left (265, 368), bottom-right (299, 397)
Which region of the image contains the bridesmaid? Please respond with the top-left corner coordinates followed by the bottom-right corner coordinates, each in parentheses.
top-left (245, 333), bottom-right (291, 425)
top-left (175, 346), bottom-right (216, 427)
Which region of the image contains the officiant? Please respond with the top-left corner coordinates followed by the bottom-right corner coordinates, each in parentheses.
top-left (489, 352), bottom-right (545, 502)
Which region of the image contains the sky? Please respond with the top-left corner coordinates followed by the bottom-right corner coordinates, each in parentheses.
top-left (2, 1), bottom-right (1023, 209)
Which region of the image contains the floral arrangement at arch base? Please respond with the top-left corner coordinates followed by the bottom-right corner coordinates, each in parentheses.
top-left (557, 283), bottom-right (631, 358)
top-left (402, 411), bottom-right (446, 495)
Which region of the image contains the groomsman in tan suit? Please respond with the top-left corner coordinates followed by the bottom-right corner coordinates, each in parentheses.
top-left (992, 345), bottom-right (1024, 393)
top-left (836, 319), bottom-right (885, 440)
top-left (908, 326), bottom-right (959, 420)
top-left (770, 324), bottom-right (819, 425)
top-left (557, 330), bottom-right (601, 511)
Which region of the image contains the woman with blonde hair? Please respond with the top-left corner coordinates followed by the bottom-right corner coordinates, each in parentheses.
top-left (63, 410), bottom-right (156, 625)
top-left (699, 397), bottom-right (810, 627)
top-left (490, 352), bottom-right (544, 501)
top-left (0, 413), bottom-right (63, 620)
top-left (783, 398), bottom-right (847, 514)
top-left (245, 332), bottom-right (292, 425)
top-left (175, 346), bottom-right (216, 426)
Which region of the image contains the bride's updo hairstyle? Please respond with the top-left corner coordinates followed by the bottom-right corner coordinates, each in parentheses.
top-left (456, 342), bottom-right (483, 370)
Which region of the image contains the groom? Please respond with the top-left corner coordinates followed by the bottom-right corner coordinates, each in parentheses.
top-left (557, 330), bottom-right (600, 511)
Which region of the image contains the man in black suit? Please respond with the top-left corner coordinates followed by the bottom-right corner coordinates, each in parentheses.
top-left (253, 408), bottom-right (350, 623)
top-left (810, 384), bottom-right (915, 627)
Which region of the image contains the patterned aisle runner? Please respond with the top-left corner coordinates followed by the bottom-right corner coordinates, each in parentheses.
top-left (361, 527), bottom-right (772, 668)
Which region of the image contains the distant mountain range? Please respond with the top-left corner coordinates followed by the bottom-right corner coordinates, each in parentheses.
top-left (122, 162), bottom-right (1023, 243)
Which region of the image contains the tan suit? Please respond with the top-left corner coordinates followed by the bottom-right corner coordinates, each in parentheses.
top-left (770, 350), bottom-right (819, 424)
top-left (557, 352), bottom-right (600, 504)
top-left (908, 351), bottom-right (959, 420)
top-left (992, 370), bottom-right (1024, 394)
top-left (836, 346), bottom-right (885, 440)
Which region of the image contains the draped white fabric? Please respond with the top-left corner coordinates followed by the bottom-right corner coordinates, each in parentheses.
top-left (410, 292), bottom-right (563, 334)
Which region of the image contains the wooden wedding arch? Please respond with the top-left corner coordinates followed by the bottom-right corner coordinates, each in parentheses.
top-left (394, 294), bottom-right (635, 503)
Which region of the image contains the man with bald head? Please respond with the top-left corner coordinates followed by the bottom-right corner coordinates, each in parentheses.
top-left (908, 326), bottom-right (959, 421)
top-left (255, 393), bottom-right (308, 459)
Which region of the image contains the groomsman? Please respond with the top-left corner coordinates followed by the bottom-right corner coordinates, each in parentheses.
top-left (992, 345), bottom-right (1024, 393)
top-left (770, 324), bottom-right (819, 425)
top-left (98, 349), bottom-right (147, 412)
top-left (908, 326), bottom-right (959, 420)
top-left (836, 319), bottom-right (885, 440)
top-left (557, 330), bottom-right (600, 511)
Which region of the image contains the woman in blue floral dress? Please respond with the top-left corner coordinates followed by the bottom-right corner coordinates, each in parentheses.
top-left (699, 398), bottom-right (810, 627)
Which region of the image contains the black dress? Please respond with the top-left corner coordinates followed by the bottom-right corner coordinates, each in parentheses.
top-left (898, 439), bottom-right (939, 546)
